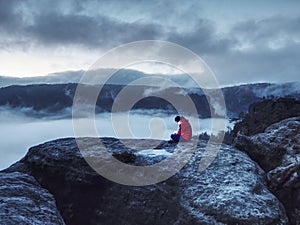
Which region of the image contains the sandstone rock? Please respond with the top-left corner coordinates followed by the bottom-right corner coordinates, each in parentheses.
top-left (0, 172), bottom-right (65, 225)
top-left (178, 144), bottom-right (288, 225)
top-left (231, 97), bottom-right (300, 138)
top-left (4, 137), bottom-right (288, 225)
top-left (234, 117), bottom-right (300, 224)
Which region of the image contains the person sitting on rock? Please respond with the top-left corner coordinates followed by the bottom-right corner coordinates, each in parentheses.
top-left (170, 115), bottom-right (192, 142)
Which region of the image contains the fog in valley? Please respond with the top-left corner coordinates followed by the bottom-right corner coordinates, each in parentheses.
top-left (0, 108), bottom-right (231, 170)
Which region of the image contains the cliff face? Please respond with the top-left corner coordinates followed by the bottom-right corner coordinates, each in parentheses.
top-left (0, 172), bottom-right (65, 225)
top-left (3, 138), bottom-right (287, 225)
top-left (234, 117), bottom-right (300, 225)
top-left (231, 97), bottom-right (300, 137)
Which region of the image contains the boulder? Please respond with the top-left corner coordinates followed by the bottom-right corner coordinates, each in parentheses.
top-left (0, 172), bottom-right (65, 225)
top-left (231, 97), bottom-right (300, 138)
top-left (4, 138), bottom-right (288, 225)
top-left (234, 117), bottom-right (300, 224)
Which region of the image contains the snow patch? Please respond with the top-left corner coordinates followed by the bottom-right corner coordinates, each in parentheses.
top-left (137, 149), bottom-right (172, 157)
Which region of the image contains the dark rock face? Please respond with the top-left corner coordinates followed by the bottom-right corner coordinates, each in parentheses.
top-left (231, 97), bottom-right (300, 137)
top-left (0, 172), bottom-right (65, 225)
top-left (234, 117), bottom-right (300, 225)
top-left (4, 138), bottom-right (288, 225)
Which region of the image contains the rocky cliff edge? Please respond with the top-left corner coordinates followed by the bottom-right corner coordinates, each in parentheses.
top-left (2, 137), bottom-right (288, 225)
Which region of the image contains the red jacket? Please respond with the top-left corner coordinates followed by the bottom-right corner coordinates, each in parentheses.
top-left (176, 117), bottom-right (192, 141)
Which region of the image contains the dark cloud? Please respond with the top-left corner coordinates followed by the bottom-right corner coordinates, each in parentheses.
top-left (207, 16), bottom-right (300, 85)
top-left (25, 12), bottom-right (164, 48)
top-left (209, 45), bottom-right (300, 86)
top-left (232, 16), bottom-right (300, 50)
top-left (167, 19), bottom-right (236, 54)
top-left (0, 0), bottom-right (165, 49)
top-left (0, 0), bottom-right (24, 32)
top-left (28, 13), bottom-right (110, 46)
top-left (1, 1), bottom-right (299, 55)
top-left (0, 1), bottom-right (234, 54)
top-left (0, 0), bottom-right (229, 53)
top-left (0, 0), bottom-right (299, 85)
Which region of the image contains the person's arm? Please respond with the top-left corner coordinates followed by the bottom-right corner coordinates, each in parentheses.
top-left (176, 123), bottom-right (182, 135)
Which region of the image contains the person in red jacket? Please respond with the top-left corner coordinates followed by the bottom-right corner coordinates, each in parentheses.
top-left (170, 116), bottom-right (192, 142)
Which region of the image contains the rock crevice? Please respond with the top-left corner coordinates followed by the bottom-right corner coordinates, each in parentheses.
top-left (234, 117), bottom-right (300, 225)
top-left (0, 172), bottom-right (65, 225)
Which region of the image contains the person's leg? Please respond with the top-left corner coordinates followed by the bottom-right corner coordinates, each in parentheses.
top-left (170, 134), bottom-right (181, 142)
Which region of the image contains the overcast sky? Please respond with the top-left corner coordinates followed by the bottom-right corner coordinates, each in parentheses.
top-left (0, 0), bottom-right (300, 86)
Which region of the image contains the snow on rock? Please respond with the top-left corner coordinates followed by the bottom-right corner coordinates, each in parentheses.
top-left (234, 117), bottom-right (300, 225)
top-left (178, 144), bottom-right (287, 224)
top-left (3, 138), bottom-right (288, 225)
top-left (0, 172), bottom-right (65, 225)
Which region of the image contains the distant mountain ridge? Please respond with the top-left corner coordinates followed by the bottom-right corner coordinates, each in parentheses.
top-left (0, 81), bottom-right (299, 119)
top-left (0, 69), bottom-right (199, 88)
